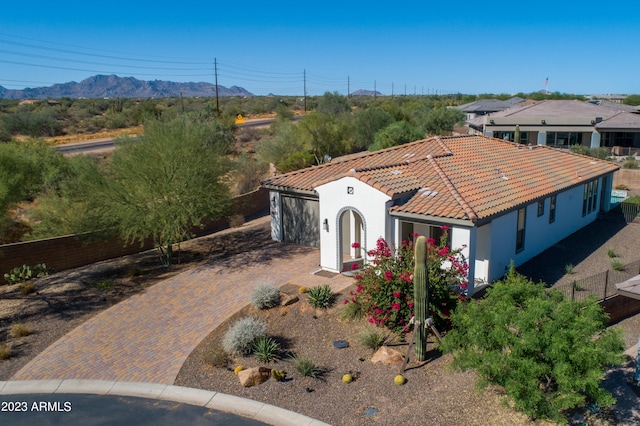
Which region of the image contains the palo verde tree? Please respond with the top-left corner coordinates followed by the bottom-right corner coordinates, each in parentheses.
top-left (86, 117), bottom-right (233, 266)
top-left (440, 267), bottom-right (625, 423)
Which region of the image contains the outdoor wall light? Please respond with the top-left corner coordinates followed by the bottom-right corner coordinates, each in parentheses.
top-left (489, 119), bottom-right (495, 124)
top-left (541, 119), bottom-right (546, 125)
top-left (323, 218), bottom-right (329, 232)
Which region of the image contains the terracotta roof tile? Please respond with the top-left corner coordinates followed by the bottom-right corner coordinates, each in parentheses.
top-left (262, 135), bottom-right (620, 222)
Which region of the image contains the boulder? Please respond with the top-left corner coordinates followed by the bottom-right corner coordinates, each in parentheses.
top-left (238, 367), bottom-right (271, 387)
top-left (371, 346), bottom-right (404, 365)
top-left (280, 293), bottom-right (299, 307)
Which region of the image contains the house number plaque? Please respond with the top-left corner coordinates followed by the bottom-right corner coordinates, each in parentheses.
top-left (347, 186), bottom-right (354, 195)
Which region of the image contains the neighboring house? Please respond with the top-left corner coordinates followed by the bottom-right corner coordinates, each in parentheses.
top-left (467, 100), bottom-right (640, 155)
top-left (455, 99), bottom-right (517, 120)
top-left (589, 94), bottom-right (628, 104)
top-left (262, 135), bottom-right (619, 296)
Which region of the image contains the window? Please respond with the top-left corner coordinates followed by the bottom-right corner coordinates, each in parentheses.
top-left (546, 132), bottom-right (583, 148)
top-left (493, 131), bottom-right (529, 144)
top-left (430, 225), bottom-right (452, 247)
top-left (582, 179), bottom-right (599, 216)
top-left (549, 195), bottom-right (557, 223)
top-left (516, 207), bottom-right (526, 253)
top-left (537, 200), bottom-right (545, 217)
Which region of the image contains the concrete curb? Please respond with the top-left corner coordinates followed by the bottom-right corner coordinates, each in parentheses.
top-left (0, 380), bottom-right (330, 426)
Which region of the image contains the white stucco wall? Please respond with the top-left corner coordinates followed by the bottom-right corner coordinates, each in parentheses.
top-left (486, 182), bottom-right (600, 282)
top-left (315, 177), bottom-right (391, 272)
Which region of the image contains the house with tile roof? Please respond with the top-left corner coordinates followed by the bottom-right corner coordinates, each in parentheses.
top-left (467, 100), bottom-right (640, 156)
top-left (455, 99), bottom-right (518, 120)
top-left (262, 135), bottom-right (619, 295)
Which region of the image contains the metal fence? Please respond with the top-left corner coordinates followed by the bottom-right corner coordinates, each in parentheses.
top-left (621, 201), bottom-right (640, 224)
top-left (555, 259), bottom-right (640, 302)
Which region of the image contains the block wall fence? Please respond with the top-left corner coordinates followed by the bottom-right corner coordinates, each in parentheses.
top-left (0, 188), bottom-right (269, 277)
top-left (613, 169), bottom-right (640, 190)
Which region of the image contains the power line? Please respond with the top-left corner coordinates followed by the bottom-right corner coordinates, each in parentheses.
top-left (0, 33), bottom-right (445, 96)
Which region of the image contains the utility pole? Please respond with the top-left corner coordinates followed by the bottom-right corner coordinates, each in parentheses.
top-left (392, 82), bottom-right (394, 98)
top-left (214, 58), bottom-right (220, 115)
top-left (347, 76), bottom-right (350, 98)
top-left (374, 80), bottom-right (376, 100)
top-left (303, 69), bottom-right (307, 113)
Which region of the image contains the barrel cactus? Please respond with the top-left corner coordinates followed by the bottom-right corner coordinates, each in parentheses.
top-left (413, 236), bottom-right (429, 361)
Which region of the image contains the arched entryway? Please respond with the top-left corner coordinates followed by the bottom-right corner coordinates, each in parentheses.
top-left (336, 207), bottom-right (366, 272)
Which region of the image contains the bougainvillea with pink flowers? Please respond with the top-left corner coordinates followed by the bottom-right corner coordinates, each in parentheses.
top-left (345, 227), bottom-right (468, 334)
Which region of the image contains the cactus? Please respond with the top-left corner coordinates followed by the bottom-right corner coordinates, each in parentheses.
top-left (271, 369), bottom-right (287, 381)
top-left (413, 236), bottom-right (429, 361)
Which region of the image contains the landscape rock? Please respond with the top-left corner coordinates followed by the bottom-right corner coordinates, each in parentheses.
top-left (238, 367), bottom-right (271, 387)
top-left (371, 346), bottom-right (405, 365)
top-left (280, 293), bottom-right (299, 306)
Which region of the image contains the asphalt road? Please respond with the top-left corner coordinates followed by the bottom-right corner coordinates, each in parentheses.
top-left (0, 394), bottom-right (267, 426)
top-left (55, 116), bottom-right (298, 155)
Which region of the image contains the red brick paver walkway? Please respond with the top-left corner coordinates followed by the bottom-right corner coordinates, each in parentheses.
top-left (11, 244), bottom-right (353, 384)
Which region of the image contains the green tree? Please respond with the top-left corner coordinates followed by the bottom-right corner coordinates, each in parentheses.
top-left (421, 105), bottom-right (465, 136)
top-left (298, 112), bottom-right (352, 162)
top-left (314, 91), bottom-right (350, 116)
top-left (369, 121), bottom-right (423, 151)
top-left (25, 155), bottom-right (105, 240)
top-left (440, 268), bottom-right (625, 423)
top-left (352, 107), bottom-right (395, 150)
top-left (256, 120), bottom-right (308, 172)
top-left (623, 94), bottom-right (640, 106)
top-left (0, 140), bottom-right (68, 242)
top-left (84, 118), bottom-right (233, 266)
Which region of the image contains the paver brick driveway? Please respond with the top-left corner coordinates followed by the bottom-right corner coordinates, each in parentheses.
top-left (12, 242), bottom-right (353, 384)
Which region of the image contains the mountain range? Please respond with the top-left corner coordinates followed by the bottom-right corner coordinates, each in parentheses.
top-left (0, 75), bottom-right (254, 99)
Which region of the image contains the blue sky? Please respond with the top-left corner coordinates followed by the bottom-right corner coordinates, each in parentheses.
top-left (1, 1), bottom-right (638, 96)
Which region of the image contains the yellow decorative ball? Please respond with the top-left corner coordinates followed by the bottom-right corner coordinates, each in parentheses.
top-left (394, 375), bottom-right (406, 385)
top-left (234, 365), bottom-right (244, 375)
top-left (342, 374), bottom-right (353, 383)
top-left (298, 286), bottom-right (308, 294)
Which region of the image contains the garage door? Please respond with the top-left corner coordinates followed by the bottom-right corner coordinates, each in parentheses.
top-left (281, 195), bottom-right (320, 247)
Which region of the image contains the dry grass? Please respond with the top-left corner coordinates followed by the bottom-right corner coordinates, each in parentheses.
top-left (0, 344), bottom-right (11, 360)
top-left (9, 323), bottom-right (32, 338)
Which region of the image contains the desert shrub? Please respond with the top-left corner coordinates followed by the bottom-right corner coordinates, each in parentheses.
top-left (441, 268), bottom-right (625, 423)
top-left (228, 214), bottom-right (245, 228)
top-left (203, 346), bottom-right (231, 368)
top-left (607, 248), bottom-right (617, 258)
top-left (9, 323), bottom-right (32, 338)
top-left (290, 354), bottom-right (321, 378)
top-left (564, 263), bottom-right (575, 274)
top-left (357, 328), bottom-right (387, 351)
top-left (306, 284), bottom-right (335, 309)
top-left (222, 317), bottom-right (267, 356)
top-left (253, 336), bottom-right (280, 363)
top-left (232, 151), bottom-right (267, 195)
top-left (569, 145), bottom-right (610, 160)
top-left (611, 259), bottom-right (625, 271)
top-left (339, 298), bottom-right (365, 321)
top-left (621, 156), bottom-right (638, 169)
top-left (250, 284), bottom-right (280, 310)
top-left (0, 344), bottom-right (12, 360)
top-left (19, 282), bottom-right (36, 295)
top-left (236, 126), bottom-right (262, 143)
